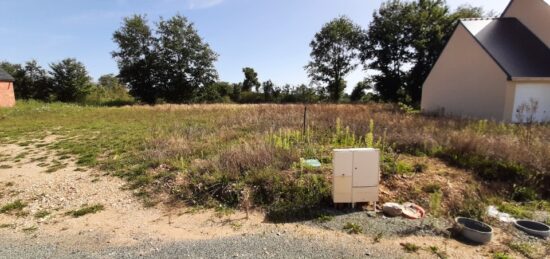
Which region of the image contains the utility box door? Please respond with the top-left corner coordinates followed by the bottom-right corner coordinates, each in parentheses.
top-left (352, 150), bottom-right (379, 187)
top-left (333, 150), bottom-right (353, 176)
top-left (333, 176), bottom-right (352, 203)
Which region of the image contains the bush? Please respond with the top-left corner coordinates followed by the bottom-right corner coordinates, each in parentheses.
top-left (266, 174), bottom-right (331, 222)
top-left (0, 200), bottom-right (27, 214)
top-left (452, 197), bottom-right (486, 220)
top-left (429, 190), bottom-right (443, 217)
top-left (511, 186), bottom-right (538, 202)
top-left (343, 222), bottom-right (363, 234)
top-left (498, 203), bottom-right (534, 219)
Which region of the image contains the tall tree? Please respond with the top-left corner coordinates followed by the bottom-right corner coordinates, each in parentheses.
top-left (363, 0), bottom-right (485, 104)
top-left (155, 15), bottom-right (218, 103)
top-left (241, 67), bottom-right (260, 92)
top-left (231, 83), bottom-right (242, 102)
top-left (1, 61), bottom-right (52, 101)
top-left (262, 80), bottom-right (275, 102)
top-left (362, 0), bottom-right (413, 102)
top-left (49, 58), bottom-right (92, 102)
top-left (112, 15), bottom-right (157, 104)
top-left (23, 60), bottom-right (52, 101)
top-left (406, 1), bottom-right (484, 104)
top-left (306, 16), bottom-right (363, 102)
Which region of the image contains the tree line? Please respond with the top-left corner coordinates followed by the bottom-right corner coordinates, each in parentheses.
top-left (0, 59), bottom-right (132, 105)
top-left (2, 0), bottom-right (487, 106)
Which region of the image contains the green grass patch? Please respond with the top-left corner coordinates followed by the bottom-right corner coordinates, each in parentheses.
top-left (343, 222), bottom-right (363, 234)
top-left (498, 202), bottom-right (534, 219)
top-left (22, 226), bottom-right (38, 233)
top-left (0, 223), bottom-right (14, 228)
top-left (45, 160), bottom-right (67, 173)
top-left (507, 242), bottom-right (537, 259)
top-left (0, 200), bottom-right (27, 214)
top-left (34, 210), bottom-right (51, 219)
top-left (66, 204), bottom-right (104, 218)
top-left (492, 252), bottom-right (512, 259)
top-left (401, 242), bottom-right (420, 253)
top-left (429, 190), bottom-right (443, 217)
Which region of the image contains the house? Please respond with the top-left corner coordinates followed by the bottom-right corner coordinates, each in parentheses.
top-left (421, 0), bottom-right (550, 122)
top-left (0, 67), bottom-right (16, 108)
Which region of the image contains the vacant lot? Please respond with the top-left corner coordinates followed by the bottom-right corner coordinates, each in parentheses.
top-left (1, 101), bottom-right (549, 217)
top-left (1, 101), bottom-right (549, 258)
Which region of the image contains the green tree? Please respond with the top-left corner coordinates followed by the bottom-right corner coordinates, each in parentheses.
top-left (362, 0), bottom-right (413, 102)
top-left (363, 0), bottom-right (485, 104)
top-left (262, 80), bottom-right (275, 102)
top-left (197, 81), bottom-right (233, 103)
top-left (241, 67), bottom-right (260, 92)
top-left (98, 74), bottom-right (121, 89)
top-left (49, 58), bottom-right (92, 102)
top-left (1, 61), bottom-right (52, 101)
top-left (23, 61), bottom-right (52, 101)
top-left (306, 16), bottom-right (363, 102)
top-left (350, 79), bottom-right (372, 102)
top-left (155, 15), bottom-right (218, 103)
top-left (292, 84), bottom-right (319, 103)
top-left (112, 15), bottom-right (157, 104)
top-left (86, 73), bottom-right (133, 105)
top-left (406, 1), bottom-right (484, 105)
top-left (231, 83), bottom-right (242, 102)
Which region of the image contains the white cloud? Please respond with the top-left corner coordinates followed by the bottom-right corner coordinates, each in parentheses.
top-left (187, 0), bottom-right (224, 10)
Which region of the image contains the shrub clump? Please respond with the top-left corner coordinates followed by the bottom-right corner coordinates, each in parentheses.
top-left (0, 200), bottom-right (27, 214)
top-left (66, 204), bottom-right (105, 218)
top-left (343, 222), bottom-right (363, 234)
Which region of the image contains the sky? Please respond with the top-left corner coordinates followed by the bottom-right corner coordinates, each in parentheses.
top-left (1, 0), bottom-right (510, 92)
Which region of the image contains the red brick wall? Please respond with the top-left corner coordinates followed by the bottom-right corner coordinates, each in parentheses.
top-left (0, 81), bottom-right (16, 107)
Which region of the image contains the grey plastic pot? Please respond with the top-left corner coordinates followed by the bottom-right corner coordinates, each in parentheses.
top-left (455, 217), bottom-right (493, 244)
top-left (514, 220), bottom-right (550, 238)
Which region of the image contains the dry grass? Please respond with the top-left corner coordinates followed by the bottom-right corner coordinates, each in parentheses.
top-left (1, 101), bottom-right (548, 221)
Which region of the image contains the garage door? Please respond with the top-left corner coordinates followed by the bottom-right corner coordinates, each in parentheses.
top-left (512, 83), bottom-right (550, 123)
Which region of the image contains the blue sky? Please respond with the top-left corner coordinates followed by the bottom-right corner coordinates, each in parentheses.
top-left (1, 0), bottom-right (509, 92)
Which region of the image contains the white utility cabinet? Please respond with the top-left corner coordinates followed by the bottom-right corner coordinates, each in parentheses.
top-left (333, 148), bottom-right (380, 204)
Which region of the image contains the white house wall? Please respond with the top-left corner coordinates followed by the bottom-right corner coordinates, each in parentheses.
top-left (421, 24), bottom-right (509, 121)
top-left (511, 82), bottom-right (550, 122)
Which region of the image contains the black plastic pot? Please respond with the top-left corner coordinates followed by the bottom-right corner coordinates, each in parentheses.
top-left (514, 220), bottom-right (550, 238)
top-left (455, 217), bottom-right (493, 244)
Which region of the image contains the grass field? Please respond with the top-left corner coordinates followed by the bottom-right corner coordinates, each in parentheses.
top-left (1, 101), bottom-right (549, 221)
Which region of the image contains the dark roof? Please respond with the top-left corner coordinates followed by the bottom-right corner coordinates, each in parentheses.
top-left (461, 18), bottom-right (550, 78)
top-left (0, 67), bottom-right (14, 82)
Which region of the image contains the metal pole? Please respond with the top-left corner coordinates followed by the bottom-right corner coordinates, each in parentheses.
top-left (303, 105), bottom-right (307, 137)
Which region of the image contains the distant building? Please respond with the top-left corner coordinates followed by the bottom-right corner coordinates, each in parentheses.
top-left (421, 0), bottom-right (550, 122)
top-left (0, 67), bottom-right (16, 108)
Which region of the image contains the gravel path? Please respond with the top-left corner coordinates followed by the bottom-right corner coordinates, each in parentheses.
top-left (0, 232), bottom-right (415, 259)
